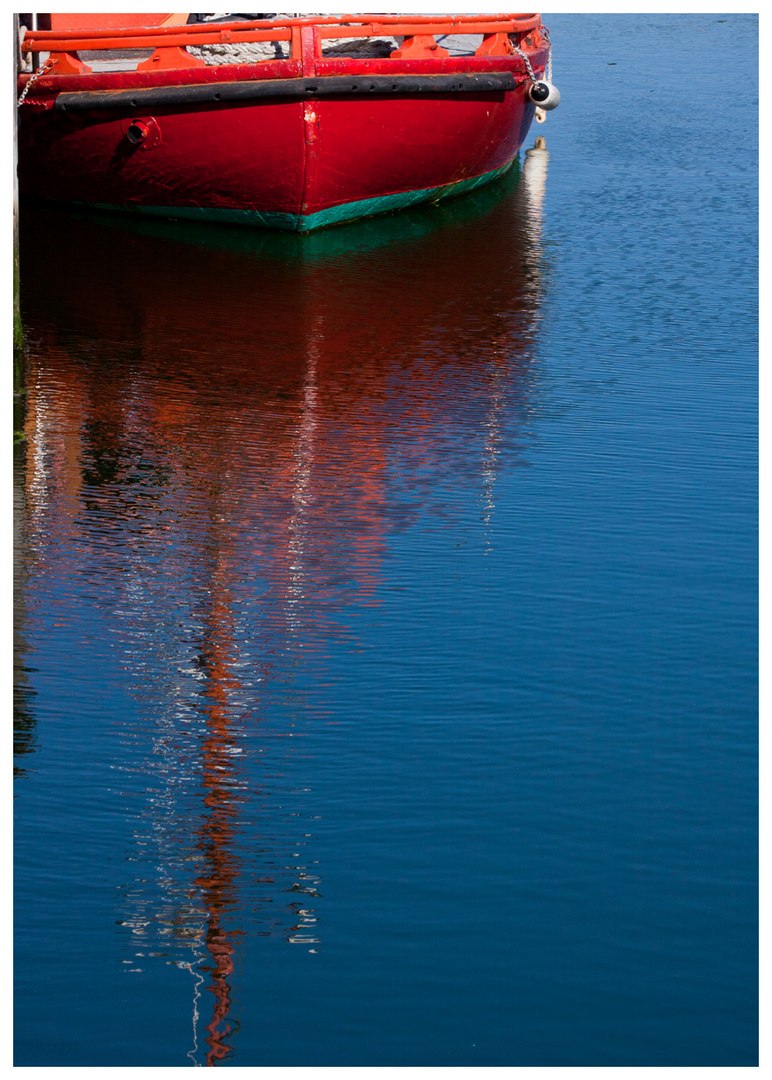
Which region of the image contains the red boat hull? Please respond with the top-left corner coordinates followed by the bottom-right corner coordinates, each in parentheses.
top-left (17, 17), bottom-right (548, 230)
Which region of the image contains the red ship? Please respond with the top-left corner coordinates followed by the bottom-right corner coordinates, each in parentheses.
top-left (16, 12), bottom-right (558, 231)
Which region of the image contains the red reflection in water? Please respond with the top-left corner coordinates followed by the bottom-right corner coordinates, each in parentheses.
top-left (16, 149), bottom-right (548, 1063)
top-left (196, 562), bottom-right (242, 1065)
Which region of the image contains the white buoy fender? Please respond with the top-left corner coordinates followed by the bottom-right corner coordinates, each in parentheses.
top-left (528, 81), bottom-right (560, 110)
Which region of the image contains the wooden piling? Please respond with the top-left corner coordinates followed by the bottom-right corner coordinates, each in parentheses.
top-left (13, 14), bottom-right (22, 360)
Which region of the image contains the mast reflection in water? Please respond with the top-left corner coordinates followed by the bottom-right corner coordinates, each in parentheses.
top-left (15, 146), bottom-right (549, 1066)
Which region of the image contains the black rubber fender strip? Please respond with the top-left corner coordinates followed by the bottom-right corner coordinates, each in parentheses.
top-left (54, 71), bottom-right (519, 111)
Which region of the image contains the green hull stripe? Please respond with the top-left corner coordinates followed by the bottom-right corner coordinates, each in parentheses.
top-left (88, 159), bottom-right (516, 233)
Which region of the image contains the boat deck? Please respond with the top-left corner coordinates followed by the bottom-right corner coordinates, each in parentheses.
top-left (31, 34), bottom-right (488, 74)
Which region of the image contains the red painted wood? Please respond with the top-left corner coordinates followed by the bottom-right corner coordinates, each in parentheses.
top-left (17, 59), bottom-right (304, 95)
top-left (48, 14), bottom-right (177, 31)
top-left (313, 52), bottom-right (548, 77)
top-left (19, 98), bottom-right (308, 214)
top-left (26, 29), bottom-right (294, 53)
top-left (27, 14), bottom-right (541, 46)
top-left (19, 49), bottom-right (547, 97)
top-left (17, 17), bottom-right (548, 224)
top-left (301, 90), bottom-right (532, 215)
top-left (18, 84), bottom-right (536, 219)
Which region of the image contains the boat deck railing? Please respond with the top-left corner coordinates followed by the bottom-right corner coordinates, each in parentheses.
top-left (20, 14), bottom-right (546, 78)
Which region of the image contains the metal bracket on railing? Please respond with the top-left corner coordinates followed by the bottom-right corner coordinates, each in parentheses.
top-left (391, 35), bottom-right (449, 59)
top-left (138, 47), bottom-right (206, 71)
top-left (475, 33), bottom-right (513, 57)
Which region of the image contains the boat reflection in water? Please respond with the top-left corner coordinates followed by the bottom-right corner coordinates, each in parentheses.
top-left (16, 143), bottom-right (549, 1065)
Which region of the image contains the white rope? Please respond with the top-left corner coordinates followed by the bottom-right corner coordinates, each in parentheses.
top-left (189, 40), bottom-right (284, 63)
top-left (188, 36), bottom-right (401, 65)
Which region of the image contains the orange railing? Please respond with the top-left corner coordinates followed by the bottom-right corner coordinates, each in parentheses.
top-left (21, 14), bottom-right (544, 74)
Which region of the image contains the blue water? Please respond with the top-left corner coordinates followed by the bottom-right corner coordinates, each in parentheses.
top-left (14, 14), bottom-right (757, 1067)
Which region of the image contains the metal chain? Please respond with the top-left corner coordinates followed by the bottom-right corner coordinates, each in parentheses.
top-left (17, 58), bottom-right (54, 107)
top-left (512, 26), bottom-right (552, 86)
top-left (541, 25), bottom-right (552, 83)
top-left (511, 42), bottom-right (538, 84)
